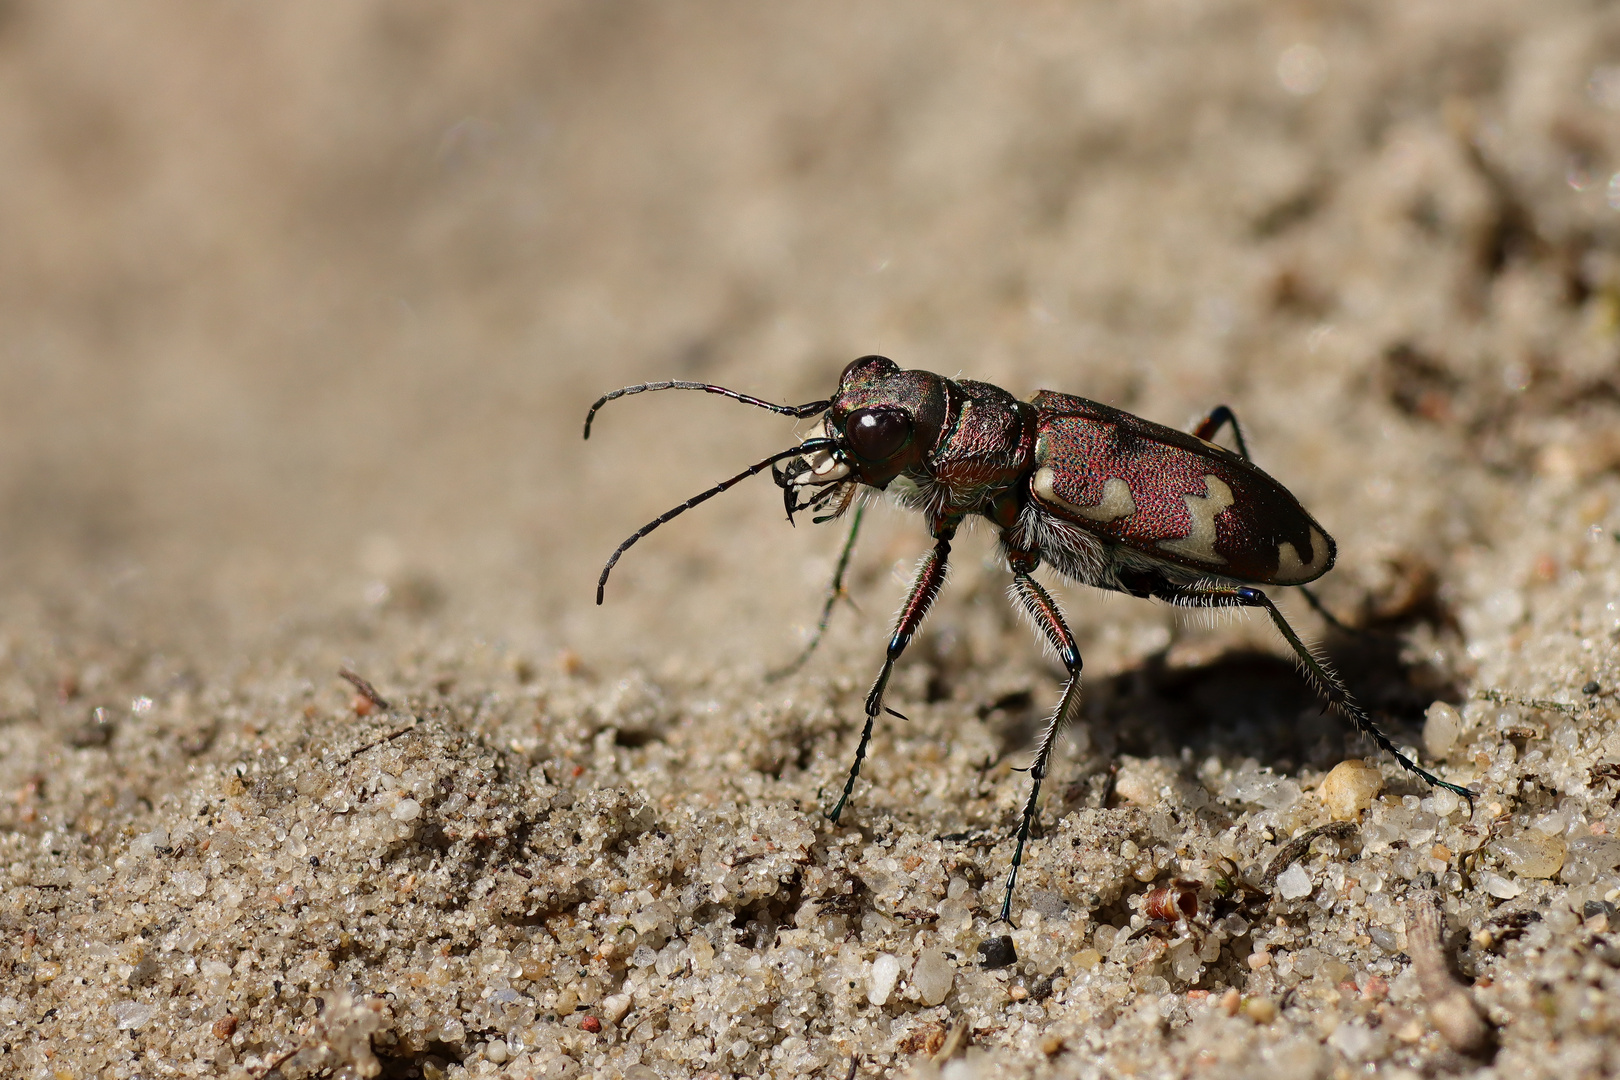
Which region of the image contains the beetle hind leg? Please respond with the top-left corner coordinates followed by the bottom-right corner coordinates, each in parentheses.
top-left (999, 572), bottom-right (1085, 923)
top-left (1188, 408), bottom-right (1363, 636)
top-left (1190, 404), bottom-right (1251, 461)
top-left (1157, 581), bottom-right (1474, 804)
top-left (1297, 581), bottom-right (1364, 637)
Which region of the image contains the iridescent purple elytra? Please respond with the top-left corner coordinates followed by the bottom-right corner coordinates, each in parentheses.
top-left (585, 356), bottom-right (1472, 921)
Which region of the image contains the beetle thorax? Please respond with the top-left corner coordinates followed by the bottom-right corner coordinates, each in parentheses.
top-left (921, 379), bottom-right (1036, 513)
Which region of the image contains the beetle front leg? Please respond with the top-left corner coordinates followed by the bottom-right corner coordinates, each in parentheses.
top-left (1000, 572), bottom-right (1084, 923)
top-left (827, 526), bottom-right (954, 822)
top-left (1159, 581), bottom-right (1474, 804)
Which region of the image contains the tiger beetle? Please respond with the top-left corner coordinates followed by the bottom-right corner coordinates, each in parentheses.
top-left (584, 357), bottom-right (1475, 922)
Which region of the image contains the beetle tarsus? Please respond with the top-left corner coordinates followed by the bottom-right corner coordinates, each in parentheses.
top-left (1163, 581), bottom-right (1476, 805)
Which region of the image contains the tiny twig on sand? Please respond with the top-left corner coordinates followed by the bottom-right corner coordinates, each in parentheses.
top-left (1406, 893), bottom-right (1493, 1056)
top-left (1262, 821), bottom-right (1359, 892)
top-left (253, 1046), bottom-right (298, 1077)
top-left (338, 667), bottom-right (391, 711)
top-left (931, 1021), bottom-right (968, 1065)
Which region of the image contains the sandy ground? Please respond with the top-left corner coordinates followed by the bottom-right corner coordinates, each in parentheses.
top-left (5, 2), bottom-right (1620, 1078)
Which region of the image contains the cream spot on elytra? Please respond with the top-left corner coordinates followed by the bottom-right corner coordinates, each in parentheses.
top-left (1274, 526), bottom-right (1329, 582)
top-left (1031, 468), bottom-right (1136, 523)
top-left (1157, 474), bottom-right (1234, 564)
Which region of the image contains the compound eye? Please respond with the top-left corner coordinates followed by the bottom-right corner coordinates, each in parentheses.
top-left (839, 355), bottom-right (899, 385)
top-left (844, 407), bottom-right (912, 462)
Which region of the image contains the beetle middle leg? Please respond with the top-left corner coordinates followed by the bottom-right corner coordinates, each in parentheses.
top-left (1156, 580), bottom-right (1474, 802)
top-left (828, 525), bottom-right (956, 822)
top-left (1000, 571), bottom-right (1084, 922)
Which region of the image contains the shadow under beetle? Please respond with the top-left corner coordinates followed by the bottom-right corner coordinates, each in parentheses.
top-left (584, 357), bottom-right (1474, 921)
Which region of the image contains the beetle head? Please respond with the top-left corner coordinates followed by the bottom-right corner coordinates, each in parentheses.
top-left (772, 356), bottom-right (950, 522)
top-left (823, 356), bottom-right (948, 485)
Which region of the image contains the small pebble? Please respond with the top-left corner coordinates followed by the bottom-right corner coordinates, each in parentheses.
top-left (1275, 863), bottom-right (1313, 900)
top-left (600, 992), bottom-right (632, 1024)
top-left (68, 706), bottom-right (115, 748)
top-left (868, 953), bottom-right (900, 1006)
top-left (912, 949), bottom-right (954, 1006)
top-left (1584, 681), bottom-right (1602, 696)
top-left (978, 935), bottom-right (1017, 969)
top-left (1242, 996), bottom-right (1277, 1023)
top-left (1040, 1033), bottom-right (1065, 1056)
top-left (1423, 701), bottom-right (1464, 759)
top-left (484, 1040), bottom-right (508, 1064)
top-left (1319, 759), bottom-right (1382, 820)
top-left (580, 1015), bottom-right (602, 1033)
top-left (1328, 1021), bottom-right (1382, 1062)
top-left (1490, 834), bottom-right (1566, 879)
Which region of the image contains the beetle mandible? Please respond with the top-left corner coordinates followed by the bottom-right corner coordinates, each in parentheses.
top-left (584, 356), bottom-right (1474, 920)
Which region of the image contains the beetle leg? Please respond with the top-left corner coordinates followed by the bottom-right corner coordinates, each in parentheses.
top-left (828, 526), bottom-right (955, 822)
top-left (1159, 582), bottom-right (1475, 804)
top-left (767, 504), bottom-right (866, 681)
top-left (1297, 582), bottom-right (1364, 637)
top-left (1190, 404), bottom-right (1251, 461)
top-left (1189, 410), bottom-right (1362, 635)
top-left (1000, 573), bottom-right (1084, 923)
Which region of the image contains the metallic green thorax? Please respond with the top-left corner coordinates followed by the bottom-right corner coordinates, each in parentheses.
top-left (825, 358), bottom-right (1035, 527)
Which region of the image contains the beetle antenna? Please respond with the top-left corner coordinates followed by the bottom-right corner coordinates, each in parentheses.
top-left (596, 439), bottom-right (837, 604)
top-left (584, 381), bottom-right (832, 439)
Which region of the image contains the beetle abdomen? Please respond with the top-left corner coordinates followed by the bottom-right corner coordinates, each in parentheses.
top-left (1027, 392), bottom-right (1334, 585)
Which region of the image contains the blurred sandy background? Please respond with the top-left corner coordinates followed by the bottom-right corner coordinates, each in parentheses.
top-left (2, 0), bottom-right (1542, 668)
top-left (7, 3), bottom-right (1620, 1078)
